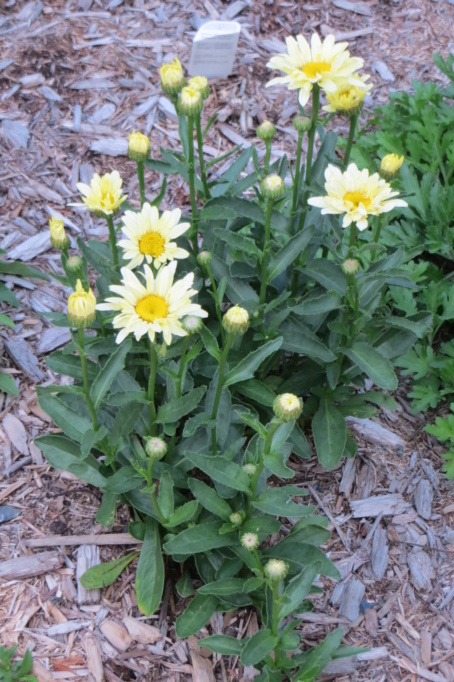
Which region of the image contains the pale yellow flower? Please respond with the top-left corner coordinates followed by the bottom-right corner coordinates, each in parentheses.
top-left (222, 306), bottom-right (250, 336)
top-left (67, 279), bottom-right (96, 328)
top-left (96, 262), bottom-right (208, 345)
top-left (188, 76), bottom-right (210, 99)
top-left (380, 153), bottom-right (404, 179)
top-left (308, 163), bottom-right (408, 231)
top-left (266, 33), bottom-right (364, 107)
top-left (118, 203), bottom-right (189, 270)
top-left (128, 131), bottom-right (150, 162)
top-left (323, 75), bottom-right (372, 114)
top-left (160, 58), bottom-right (185, 95)
top-left (179, 85), bottom-right (203, 116)
top-left (75, 171), bottom-right (127, 216)
top-left (49, 216), bottom-right (69, 250)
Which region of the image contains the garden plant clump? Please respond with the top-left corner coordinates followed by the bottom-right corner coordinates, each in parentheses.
top-left (34, 34), bottom-right (435, 680)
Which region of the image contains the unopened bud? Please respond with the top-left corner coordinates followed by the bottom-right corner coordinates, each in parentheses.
top-left (241, 532), bottom-right (260, 551)
top-left (160, 58), bottom-right (185, 96)
top-left (261, 174), bottom-right (285, 201)
top-left (49, 216), bottom-right (69, 250)
top-left (379, 153), bottom-right (404, 180)
top-left (128, 131), bottom-right (150, 162)
top-left (178, 86), bottom-right (203, 116)
top-left (264, 559), bottom-right (288, 581)
top-left (182, 316), bottom-right (203, 335)
top-left (273, 393), bottom-right (303, 423)
top-left (293, 116), bottom-right (312, 133)
top-left (256, 120), bottom-right (276, 140)
top-left (144, 436), bottom-right (167, 461)
top-left (242, 463), bottom-right (257, 477)
top-left (197, 250), bottom-right (212, 267)
top-left (229, 512), bottom-right (245, 527)
top-left (222, 305), bottom-right (249, 336)
top-left (66, 255), bottom-right (84, 276)
top-left (188, 76), bottom-right (210, 100)
top-left (67, 279), bottom-right (96, 329)
top-left (342, 258), bottom-right (360, 275)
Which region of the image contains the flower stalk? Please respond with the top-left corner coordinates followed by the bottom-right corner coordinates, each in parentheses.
top-left (195, 114), bottom-right (210, 199)
top-left (290, 129), bottom-right (303, 233)
top-left (136, 160), bottom-right (146, 206)
top-left (148, 339), bottom-right (158, 436)
top-left (187, 115), bottom-right (199, 255)
top-left (305, 84), bottom-right (320, 186)
top-left (259, 198), bottom-right (274, 307)
top-left (343, 112), bottom-right (358, 169)
top-left (210, 333), bottom-right (235, 454)
top-left (77, 328), bottom-right (98, 431)
top-left (106, 214), bottom-right (119, 269)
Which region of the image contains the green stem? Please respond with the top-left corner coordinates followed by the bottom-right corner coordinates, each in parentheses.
top-left (305, 84), bottom-right (320, 186)
top-left (187, 115), bottom-right (199, 255)
top-left (77, 328), bottom-right (98, 431)
top-left (148, 340), bottom-right (158, 436)
top-left (210, 334), bottom-right (235, 454)
top-left (264, 140), bottom-right (271, 176)
top-left (106, 214), bottom-right (119, 269)
top-left (145, 460), bottom-right (167, 524)
top-left (271, 580), bottom-right (281, 637)
top-left (176, 336), bottom-right (189, 399)
top-left (343, 113), bottom-right (358, 169)
top-left (290, 130), bottom-right (303, 235)
top-left (259, 199), bottom-right (274, 307)
top-left (349, 222), bottom-right (358, 251)
top-left (136, 161), bottom-right (146, 206)
top-left (371, 215), bottom-right (384, 261)
top-left (249, 421), bottom-right (280, 501)
top-left (195, 114), bottom-right (210, 199)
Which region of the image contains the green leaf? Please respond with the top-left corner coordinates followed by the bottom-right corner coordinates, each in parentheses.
top-left (235, 379), bottom-right (276, 407)
top-left (263, 540), bottom-right (339, 579)
top-left (214, 227), bottom-right (263, 259)
top-left (91, 339), bottom-right (132, 410)
top-left (164, 521), bottom-right (237, 556)
top-left (188, 478), bottom-right (232, 520)
top-left (198, 578), bottom-right (245, 596)
top-left (279, 562), bottom-right (321, 619)
top-left (46, 351), bottom-right (97, 381)
top-left (0, 260), bottom-right (48, 279)
top-left (0, 312), bottom-right (15, 328)
top-left (136, 518), bottom-right (164, 616)
top-left (199, 325), bottom-right (221, 361)
top-left (0, 372), bottom-right (19, 396)
top-left (302, 260), bottom-right (347, 295)
top-left (96, 491), bottom-right (118, 527)
top-left (184, 452), bottom-right (251, 493)
top-left (37, 390), bottom-right (92, 444)
top-left (80, 552), bottom-right (139, 589)
top-left (165, 500), bottom-right (199, 528)
top-left (294, 628), bottom-right (344, 682)
top-left (224, 338), bottom-right (283, 386)
top-left (292, 291), bottom-right (341, 316)
top-left (312, 398), bottom-right (347, 469)
top-left (343, 342), bottom-right (398, 390)
top-left (36, 434), bottom-right (106, 487)
top-left (158, 470), bottom-right (174, 520)
top-left (252, 488), bottom-right (315, 518)
top-left (175, 594), bottom-right (218, 638)
top-left (103, 466), bottom-right (144, 494)
top-left (81, 426), bottom-right (107, 459)
top-left (240, 629), bottom-right (278, 667)
top-left (156, 386), bottom-right (207, 424)
top-left (281, 318), bottom-right (336, 363)
top-left (200, 635), bottom-right (244, 656)
top-left (267, 225), bottom-right (315, 281)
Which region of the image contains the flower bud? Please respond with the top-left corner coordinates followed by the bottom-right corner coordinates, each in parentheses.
top-left (49, 216), bottom-right (69, 250)
top-left (380, 153), bottom-right (404, 180)
top-left (66, 255), bottom-right (84, 278)
top-left (182, 316), bottom-right (203, 335)
top-left (67, 279), bottom-right (96, 329)
top-left (341, 258), bottom-right (360, 275)
top-left (293, 116), bottom-right (312, 133)
top-left (242, 463), bottom-right (257, 477)
top-left (128, 131), bottom-right (150, 163)
top-left (261, 174), bottom-right (285, 201)
top-left (222, 305), bottom-right (250, 336)
top-left (188, 76), bottom-right (210, 100)
top-left (264, 559), bottom-right (288, 581)
top-left (160, 58), bottom-right (185, 96)
top-left (178, 86), bottom-right (203, 116)
top-left (241, 532), bottom-right (259, 551)
top-left (229, 512), bottom-right (245, 527)
top-left (197, 250), bottom-right (212, 267)
top-left (273, 393), bottom-right (303, 423)
top-left (144, 436), bottom-right (167, 461)
top-left (256, 120), bottom-right (277, 140)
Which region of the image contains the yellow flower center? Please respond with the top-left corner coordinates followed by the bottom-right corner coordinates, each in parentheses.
top-left (136, 294), bottom-right (169, 322)
top-left (343, 191), bottom-right (371, 210)
top-left (139, 232), bottom-right (165, 257)
top-left (302, 60), bottom-right (331, 79)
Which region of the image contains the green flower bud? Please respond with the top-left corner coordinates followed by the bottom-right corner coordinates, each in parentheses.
top-left (197, 250), bottom-right (212, 267)
top-left (241, 532), bottom-right (260, 551)
top-left (144, 436), bottom-right (167, 461)
top-left (178, 86), bottom-right (203, 116)
top-left (273, 393), bottom-right (303, 423)
top-left (222, 305), bottom-right (250, 336)
top-left (264, 559), bottom-right (288, 581)
top-left (242, 463), bottom-right (257, 477)
top-left (342, 258), bottom-right (360, 275)
top-left (229, 512), bottom-right (245, 527)
top-left (256, 120), bottom-right (277, 140)
top-left (293, 116), bottom-right (312, 133)
top-left (261, 174), bottom-right (285, 201)
top-left (66, 255), bottom-right (84, 276)
top-left (182, 316), bottom-right (203, 335)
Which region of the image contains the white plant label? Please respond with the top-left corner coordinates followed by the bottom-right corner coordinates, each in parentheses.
top-left (188, 21), bottom-right (241, 79)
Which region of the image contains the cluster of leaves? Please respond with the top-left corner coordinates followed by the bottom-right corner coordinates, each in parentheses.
top-left (0, 646), bottom-right (37, 682)
top-left (352, 52), bottom-right (454, 475)
top-left (0, 250), bottom-right (48, 395)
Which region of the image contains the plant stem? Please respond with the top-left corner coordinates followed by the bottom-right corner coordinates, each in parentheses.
top-left (206, 263), bottom-right (224, 341)
top-left (290, 130), bottom-right (303, 235)
top-left (210, 333), bottom-right (234, 454)
top-left (77, 328), bottom-right (98, 431)
top-left (343, 113), bottom-right (358, 169)
top-left (349, 222), bottom-right (358, 251)
top-left (148, 339), bottom-right (158, 436)
top-left (195, 114), bottom-right (210, 199)
top-left (187, 115), bottom-right (199, 255)
top-left (106, 214), bottom-right (119, 269)
top-left (271, 580), bottom-right (281, 637)
top-left (176, 336), bottom-right (189, 399)
top-left (249, 421), bottom-right (280, 501)
top-left (136, 160), bottom-right (146, 206)
top-left (264, 140), bottom-right (271, 176)
top-left (259, 199), bottom-right (274, 307)
top-left (145, 461), bottom-right (167, 524)
top-left (305, 84), bottom-right (320, 187)
top-left (371, 215), bottom-right (384, 261)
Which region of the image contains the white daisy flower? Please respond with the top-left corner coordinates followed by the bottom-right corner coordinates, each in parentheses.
top-left (118, 203), bottom-right (190, 270)
top-left (96, 261), bottom-right (208, 345)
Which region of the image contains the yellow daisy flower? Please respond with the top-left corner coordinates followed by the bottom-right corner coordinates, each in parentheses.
top-left (118, 203), bottom-right (190, 270)
top-left (75, 171), bottom-right (127, 216)
top-left (96, 261), bottom-right (208, 345)
top-left (266, 33), bottom-right (364, 108)
top-left (322, 75), bottom-right (372, 114)
top-left (308, 163), bottom-right (408, 231)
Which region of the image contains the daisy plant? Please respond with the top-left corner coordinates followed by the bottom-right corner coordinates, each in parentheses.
top-left (35, 35), bottom-right (429, 682)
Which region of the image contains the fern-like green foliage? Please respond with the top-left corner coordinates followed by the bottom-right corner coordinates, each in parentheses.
top-left (426, 403), bottom-right (454, 479)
